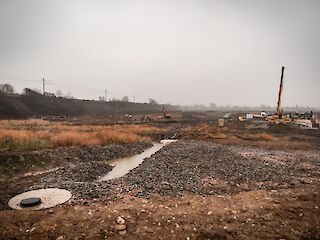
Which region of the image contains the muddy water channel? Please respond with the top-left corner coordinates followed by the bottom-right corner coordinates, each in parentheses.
top-left (98, 140), bottom-right (177, 181)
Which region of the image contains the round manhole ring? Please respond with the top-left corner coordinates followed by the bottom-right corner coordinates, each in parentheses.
top-left (8, 188), bottom-right (72, 210)
top-left (20, 197), bottom-right (42, 207)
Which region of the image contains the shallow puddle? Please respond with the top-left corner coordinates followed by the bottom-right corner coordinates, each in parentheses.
top-left (98, 140), bottom-right (177, 181)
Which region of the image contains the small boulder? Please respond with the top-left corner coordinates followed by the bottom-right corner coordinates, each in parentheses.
top-left (48, 209), bottom-right (54, 214)
top-left (119, 230), bottom-right (127, 235)
top-left (116, 216), bottom-right (125, 225)
top-left (115, 224), bottom-right (126, 231)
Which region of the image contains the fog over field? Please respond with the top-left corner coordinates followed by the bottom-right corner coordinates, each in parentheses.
top-left (0, 0), bottom-right (319, 107)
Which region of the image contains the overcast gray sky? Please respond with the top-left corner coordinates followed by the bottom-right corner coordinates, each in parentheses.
top-left (0, 0), bottom-right (319, 107)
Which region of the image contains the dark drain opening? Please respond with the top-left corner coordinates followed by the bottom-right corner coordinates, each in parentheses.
top-left (20, 197), bottom-right (42, 207)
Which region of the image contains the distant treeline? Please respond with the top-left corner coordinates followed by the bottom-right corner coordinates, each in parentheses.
top-left (0, 87), bottom-right (317, 119)
top-left (180, 103), bottom-right (319, 113)
top-left (0, 89), bottom-right (177, 119)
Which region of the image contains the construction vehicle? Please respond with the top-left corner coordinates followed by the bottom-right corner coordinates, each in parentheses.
top-left (268, 67), bottom-right (317, 128)
top-left (162, 106), bottom-right (171, 119)
top-left (267, 66), bottom-right (292, 123)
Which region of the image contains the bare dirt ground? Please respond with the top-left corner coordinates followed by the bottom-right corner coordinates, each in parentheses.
top-left (1, 188), bottom-right (319, 240)
top-left (0, 117), bottom-right (319, 240)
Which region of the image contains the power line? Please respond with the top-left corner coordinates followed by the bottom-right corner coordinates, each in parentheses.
top-left (0, 77), bottom-right (40, 83)
top-left (0, 75), bottom-right (101, 93)
top-left (47, 81), bottom-right (102, 93)
top-left (0, 74), bottom-right (110, 98)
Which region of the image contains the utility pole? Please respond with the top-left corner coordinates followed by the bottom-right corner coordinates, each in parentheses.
top-left (42, 78), bottom-right (45, 95)
top-left (105, 90), bottom-right (107, 101)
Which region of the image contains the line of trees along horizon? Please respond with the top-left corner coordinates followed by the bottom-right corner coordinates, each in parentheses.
top-left (0, 83), bottom-right (318, 112)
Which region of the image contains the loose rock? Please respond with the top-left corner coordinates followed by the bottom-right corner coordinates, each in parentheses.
top-left (115, 224), bottom-right (126, 231)
top-left (118, 230), bottom-right (127, 235)
top-left (116, 216), bottom-right (125, 225)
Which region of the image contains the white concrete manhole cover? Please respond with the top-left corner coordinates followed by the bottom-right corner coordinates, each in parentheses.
top-left (8, 188), bottom-right (72, 210)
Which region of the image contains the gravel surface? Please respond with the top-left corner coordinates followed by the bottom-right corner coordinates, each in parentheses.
top-left (26, 140), bottom-right (320, 203)
top-left (1, 141), bottom-right (152, 209)
top-left (117, 141), bottom-right (320, 198)
top-left (0, 141), bottom-right (152, 179)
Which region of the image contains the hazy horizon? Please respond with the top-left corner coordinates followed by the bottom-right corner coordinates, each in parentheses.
top-left (0, 0), bottom-right (319, 107)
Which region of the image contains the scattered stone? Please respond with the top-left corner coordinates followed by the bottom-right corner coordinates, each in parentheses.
top-left (145, 227), bottom-right (154, 233)
top-left (48, 209), bottom-right (54, 214)
top-left (27, 142), bottom-right (152, 200)
top-left (10, 140), bottom-right (320, 212)
top-left (116, 216), bottom-right (125, 225)
top-left (115, 224), bottom-right (126, 231)
top-left (96, 140), bottom-right (320, 199)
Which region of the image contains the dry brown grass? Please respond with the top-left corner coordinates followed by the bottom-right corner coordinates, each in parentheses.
top-left (51, 130), bottom-right (141, 146)
top-left (0, 120), bottom-right (161, 151)
top-left (0, 119), bottom-right (49, 128)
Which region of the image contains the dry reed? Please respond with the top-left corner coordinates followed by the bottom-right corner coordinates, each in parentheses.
top-left (0, 120), bottom-right (156, 151)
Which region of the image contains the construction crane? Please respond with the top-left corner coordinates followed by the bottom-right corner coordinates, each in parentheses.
top-left (276, 66), bottom-right (285, 118)
top-left (268, 66), bottom-right (290, 123)
top-left (269, 66), bottom-right (317, 127)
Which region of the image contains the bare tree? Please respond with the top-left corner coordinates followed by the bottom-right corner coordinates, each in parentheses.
top-left (111, 97), bottom-right (119, 102)
top-left (55, 89), bottom-right (63, 97)
top-left (122, 96), bottom-right (129, 102)
top-left (149, 98), bottom-right (158, 104)
top-left (0, 84), bottom-right (14, 94)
